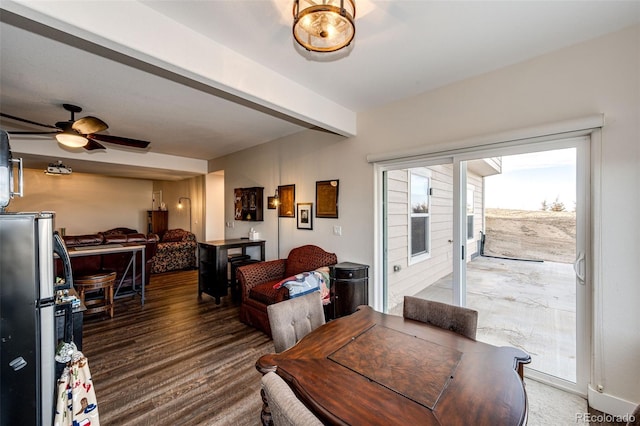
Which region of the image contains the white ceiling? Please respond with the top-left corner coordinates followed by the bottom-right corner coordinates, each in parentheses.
top-left (1, 1), bottom-right (638, 180)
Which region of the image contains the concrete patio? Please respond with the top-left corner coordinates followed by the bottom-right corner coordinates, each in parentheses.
top-left (391, 255), bottom-right (577, 382)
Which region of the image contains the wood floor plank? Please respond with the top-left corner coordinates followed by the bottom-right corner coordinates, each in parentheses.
top-left (81, 270), bottom-right (273, 425)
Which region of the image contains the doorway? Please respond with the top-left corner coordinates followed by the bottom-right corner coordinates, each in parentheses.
top-left (379, 136), bottom-right (590, 393)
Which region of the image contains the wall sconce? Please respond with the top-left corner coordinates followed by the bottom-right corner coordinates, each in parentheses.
top-left (178, 197), bottom-right (192, 232)
top-left (268, 188), bottom-right (279, 209)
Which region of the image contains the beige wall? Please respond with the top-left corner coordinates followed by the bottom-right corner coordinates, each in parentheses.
top-left (209, 25), bottom-right (640, 412)
top-left (153, 175), bottom-right (205, 241)
top-left (7, 169), bottom-right (205, 241)
top-left (7, 168), bottom-right (153, 234)
top-left (209, 130), bottom-right (366, 262)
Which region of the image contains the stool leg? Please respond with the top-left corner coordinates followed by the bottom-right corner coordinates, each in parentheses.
top-left (108, 284), bottom-right (114, 318)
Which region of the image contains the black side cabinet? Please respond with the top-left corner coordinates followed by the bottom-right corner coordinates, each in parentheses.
top-left (329, 262), bottom-right (369, 320)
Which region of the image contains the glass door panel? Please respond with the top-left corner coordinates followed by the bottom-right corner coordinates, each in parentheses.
top-left (381, 137), bottom-right (589, 393)
top-left (383, 160), bottom-right (455, 315)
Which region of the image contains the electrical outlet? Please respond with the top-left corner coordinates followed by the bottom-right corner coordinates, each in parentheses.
top-left (333, 225), bottom-right (342, 236)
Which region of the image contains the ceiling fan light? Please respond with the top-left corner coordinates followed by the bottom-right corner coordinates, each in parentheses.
top-left (56, 130), bottom-right (88, 148)
top-left (293, 0), bottom-right (355, 53)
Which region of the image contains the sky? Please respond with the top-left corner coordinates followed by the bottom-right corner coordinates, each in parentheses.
top-left (484, 148), bottom-right (576, 211)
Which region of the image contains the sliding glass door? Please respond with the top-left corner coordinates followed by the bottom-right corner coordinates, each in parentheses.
top-left (379, 136), bottom-right (590, 393)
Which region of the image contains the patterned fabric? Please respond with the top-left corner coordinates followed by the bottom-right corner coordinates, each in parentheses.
top-left (238, 245), bottom-right (337, 336)
top-left (238, 260), bottom-right (286, 301)
top-left (250, 282), bottom-right (289, 305)
top-left (54, 351), bottom-right (100, 426)
top-left (161, 228), bottom-right (193, 242)
top-left (151, 229), bottom-right (197, 273)
top-left (283, 245), bottom-right (339, 277)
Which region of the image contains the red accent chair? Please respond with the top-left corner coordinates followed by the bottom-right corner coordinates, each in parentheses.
top-left (237, 245), bottom-right (337, 336)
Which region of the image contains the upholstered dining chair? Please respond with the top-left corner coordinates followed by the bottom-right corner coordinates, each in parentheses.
top-left (403, 296), bottom-right (479, 340)
top-left (261, 372), bottom-right (323, 426)
top-left (267, 291), bottom-right (325, 353)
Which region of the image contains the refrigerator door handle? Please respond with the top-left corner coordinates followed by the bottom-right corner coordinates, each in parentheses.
top-left (9, 357), bottom-right (28, 371)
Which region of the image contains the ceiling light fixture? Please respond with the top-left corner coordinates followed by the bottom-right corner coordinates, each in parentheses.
top-left (293, 0), bottom-right (356, 53)
top-left (55, 129), bottom-right (88, 148)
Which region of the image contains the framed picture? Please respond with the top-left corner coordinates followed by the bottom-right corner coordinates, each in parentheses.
top-left (297, 203), bottom-right (313, 230)
top-left (278, 184), bottom-right (295, 218)
top-left (234, 187), bottom-right (264, 221)
top-left (316, 180), bottom-right (339, 218)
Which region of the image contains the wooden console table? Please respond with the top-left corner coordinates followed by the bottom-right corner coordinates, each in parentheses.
top-left (257, 306), bottom-right (531, 425)
top-left (198, 239), bottom-right (265, 303)
top-left (66, 243), bottom-right (146, 306)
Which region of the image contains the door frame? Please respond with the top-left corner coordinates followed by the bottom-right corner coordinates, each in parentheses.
top-left (452, 137), bottom-right (590, 394)
top-left (372, 119), bottom-right (603, 396)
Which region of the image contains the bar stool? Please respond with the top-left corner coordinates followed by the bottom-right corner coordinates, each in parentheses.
top-left (74, 270), bottom-right (116, 318)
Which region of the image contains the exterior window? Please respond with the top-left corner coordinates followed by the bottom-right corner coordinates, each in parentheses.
top-left (410, 170), bottom-right (430, 260)
top-left (467, 186), bottom-right (474, 240)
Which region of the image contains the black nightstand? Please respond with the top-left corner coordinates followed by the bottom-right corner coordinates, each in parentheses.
top-left (328, 262), bottom-right (369, 320)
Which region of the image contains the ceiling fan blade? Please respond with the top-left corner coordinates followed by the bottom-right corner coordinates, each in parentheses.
top-left (73, 116), bottom-right (108, 134)
top-left (88, 133), bottom-right (150, 149)
top-left (84, 139), bottom-right (106, 151)
top-left (0, 112), bottom-right (59, 129)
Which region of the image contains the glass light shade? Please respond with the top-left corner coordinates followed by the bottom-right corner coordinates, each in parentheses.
top-left (56, 131), bottom-right (88, 148)
top-left (293, 0), bottom-right (355, 52)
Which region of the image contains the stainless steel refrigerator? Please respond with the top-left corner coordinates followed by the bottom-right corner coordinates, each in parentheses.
top-left (0, 212), bottom-right (73, 425)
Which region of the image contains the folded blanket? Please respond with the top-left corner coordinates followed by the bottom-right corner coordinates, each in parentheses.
top-left (274, 268), bottom-right (331, 304)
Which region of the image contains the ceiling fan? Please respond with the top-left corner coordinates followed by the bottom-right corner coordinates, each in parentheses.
top-left (0, 103), bottom-right (150, 151)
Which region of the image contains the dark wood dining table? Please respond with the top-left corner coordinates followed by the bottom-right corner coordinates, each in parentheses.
top-left (256, 305), bottom-right (531, 425)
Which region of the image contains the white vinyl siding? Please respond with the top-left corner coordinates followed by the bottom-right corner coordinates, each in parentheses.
top-left (386, 165), bottom-right (485, 312)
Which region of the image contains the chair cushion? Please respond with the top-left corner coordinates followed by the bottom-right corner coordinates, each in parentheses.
top-left (250, 281), bottom-right (289, 305)
top-left (102, 227), bottom-right (138, 235)
top-left (103, 234), bottom-right (127, 244)
top-left (63, 234), bottom-right (104, 247)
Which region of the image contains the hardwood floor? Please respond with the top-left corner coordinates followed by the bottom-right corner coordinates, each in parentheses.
top-left (82, 270), bottom-right (273, 425)
top-left (82, 270), bottom-right (632, 426)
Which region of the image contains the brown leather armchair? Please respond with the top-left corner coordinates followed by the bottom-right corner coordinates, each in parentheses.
top-left (237, 245), bottom-right (337, 337)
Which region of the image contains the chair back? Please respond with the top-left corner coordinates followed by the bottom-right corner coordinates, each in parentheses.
top-left (403, 296), bottom-right (478, 340)
top-left (284, 245), bottom-right (337, 277)
top-left (261, 372), bottom-right (323, 426)
top-left (267, 291), bottom-right (325, 353)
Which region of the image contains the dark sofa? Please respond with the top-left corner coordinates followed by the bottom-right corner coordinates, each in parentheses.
top-left (58, 227), bottom-right (159, 288)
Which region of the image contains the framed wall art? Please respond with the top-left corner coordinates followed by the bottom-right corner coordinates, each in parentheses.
top-left (297, 203), bottom-right (313, 230)
top-left (316, 180), bottom-right (339, 218)
top-left (234, 187), bottom-right (264, 221)
top-left (278, 184), bottom-right (295, 218)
